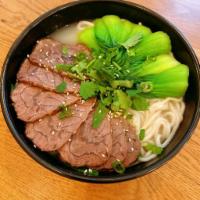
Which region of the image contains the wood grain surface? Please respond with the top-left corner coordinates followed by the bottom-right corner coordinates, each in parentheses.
top-left (0, 0), bottom-right (200, 199)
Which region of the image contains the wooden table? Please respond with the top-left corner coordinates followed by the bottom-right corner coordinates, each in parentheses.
top-left (0, 0), bottom-right (200, 199)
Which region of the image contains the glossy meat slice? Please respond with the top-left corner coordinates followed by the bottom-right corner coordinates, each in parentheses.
top-left (25, 99), bottom-right (96, 151)
top-left (29, 38), bottom-right (90, 72)
top-left (17, 59), bottom-right (80, 93)
top-left (59, 112), bottom-right (112, 167)
top-left (123, 121), bottom-right (141, 167)
top-left (98, 117), bottom-right (128, 169)
top-left (11, 83), bottom-right (79, 122)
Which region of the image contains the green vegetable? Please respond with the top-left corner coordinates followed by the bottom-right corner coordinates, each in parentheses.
top-left (76, 168), bottom-right (99, 176)
top-left (111, 90), bottom-right (132, 111)
top-left (94, 18), bottom-right (113, 48)
top-left (139, 129), bottom-right (145, 140)
top-left (59, 105), bottom-right (72, 120)
top-left (102, 15), bottom-right (123, 46)
top-left (130, 24), bottom-right (152, 38)
top-left (92, 102), bottom-right (109, 128)
top-left (138, 81), bottom-right (153, 93)
top-left (145, 143), bottom-right (163, 155)
top-left (140, 64), bottom-right (189, 98)
top-left (80, 81), bottom-right (99, 100)
top-left (131, 96), bottom-right (150, 111)
top-left (55, 81), bottom-right (67, 93)
top-left (78, 27), bottom-right (100, 49)
top-left (130, 54), bottom-right (180, 77)
top-left (110, 80), bottom-right (134, 89)
top-left (118, 19), bottom-right (136, 43)
top-left (129, 31), bottom-right (171, 60)
top-left (112, 160), bottom-right (125, 174)
top-left (62, 46), bottom-right (68, 55)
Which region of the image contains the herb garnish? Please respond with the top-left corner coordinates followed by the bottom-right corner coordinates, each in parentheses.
top-left (55, 81), bottom-right (67, 93)
top-left (59, 105), bottom-right (71, 119)
top-left (92, 102), bottom-right (109, 128)
top-left (139, 129), bottom-right (145, 140)
top-left (76, 168), bottom-right (99, 176)
top-left (112, 160), bottom-right (125, 174)
top-left (145, 143), bottom-right (163, 155)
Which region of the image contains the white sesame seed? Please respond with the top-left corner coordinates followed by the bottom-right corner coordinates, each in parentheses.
top-left (33, 145), bottom-right (37, 148)
top-left (46, 52), bottom-right (49, 56)
top-left (138, 22), bottom-right (142, 25)
top-left (68, 138), bottom-right (72, 142)
top-left (79, 113), bottom-right (83, 117)
top-left (38, 119), bottom-right (42, 122)
top-left (58, 122), bottom-right (61, 126)
top-left (101, 154), bottom-right (106, 158)
top-left (74, 104), bottom-right (77, 107)
top-left (51, 131), bottom-right (55, 135)
top-left (27, 54), bottom-right (30, 58)
top-left (116, 122), bottom-right (119, 126)
top-left (81, 100), bottom-right (85, 104)
top-left (31, 72), bottom-right (35, 75)
top-left (98, 110), bottom-right (102, 113)
top-left (128, 138), bottom-right (132, 142)
top-left (39, 49), bottom-right (43, 52)
top-left (62, 101), bottom-right (65, 105)
top-left (66, 92), bottom-right (69, 96)
top-left (131, 147), bottom-right (134, 152)
top-left (36, 40), bottom-right (39, 44)
top-left (39, 59), bottom-right (42, 62)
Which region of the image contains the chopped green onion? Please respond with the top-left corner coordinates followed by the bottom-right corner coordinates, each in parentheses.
top-left (56, 64), bottom-right (73, 72)
top-left (145, 143), bottom-right (163, 155)
top-left (139, 129), bottom-right (145, 140)
top-left (138, 81), bottom-right (153, 93)
top-left (55, 81), bottom-right (67, 93)
top-left (76, 168), bottom-right (99, 176)
top-left (112, 160), bottom-right (125, 174)
top-left (132, 96), bottom-right (149, 111)
top-left (58, 105), bottom-right (72, 120)
top-left (92, 102), bottom-right (109, 128)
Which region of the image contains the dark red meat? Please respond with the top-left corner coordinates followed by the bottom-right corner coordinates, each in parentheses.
top-left (17, 59), bottom-right (80, 93)
top-left (25, 99), bottom-right (96, 151)
top-left (11, 83), bottom-right (79, 122)
top-left (59, 112), bottom-right (112, 167)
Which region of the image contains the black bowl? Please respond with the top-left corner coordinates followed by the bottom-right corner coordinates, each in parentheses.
top-left (1, 0), bottom-right (200, 183)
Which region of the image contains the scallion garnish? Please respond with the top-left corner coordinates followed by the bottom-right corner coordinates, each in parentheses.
top-left (112, 160), bottom-right (125, 174)
top-left (139, 129), bottom-right (145, 140)
top-left (76, 168), bottom-right (99, 176)
top-left (145, 143), bottom-right (163, 155)
top-left (62, 46), bottom-right (68, 55)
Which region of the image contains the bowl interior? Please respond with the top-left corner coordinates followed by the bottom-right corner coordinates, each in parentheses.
top-left (1, 0), bottom-right (200, 183)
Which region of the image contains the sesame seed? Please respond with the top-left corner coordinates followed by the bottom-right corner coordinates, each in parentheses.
top-left (51, 131), bottom-right (55, 135)
top-left (138, 22), bottom-right (142, 25)
top-left (81, 100), bottom-right (85, 104)
top-left (36, 40), bottom-right (39, 44)
top-left (66, 92), bottom-right (69, 96)
top-left (99, 110), bottom-right (102, 113)
top-left (33, 145), bottom-right (37, 148)
top-left (62, 101), bottom-right (65, 105)
top-left (38, 119), bottom-right (42, 122)
top-left (74, 104), bottom-right (77, 107)
top-left (31, 72), bottom-right (35, 75)
top-left (79, 113), bottom-right (83, 117)
top-left (39, 49), bottom-right (43, 52)
top-left (39, 59), bottom-right (42, 62)
top-left (68, 138), bottom-right (72, 142)
top-left (46, 52), bottom-right (49, 56)
top-left (116, 122), bottom-right (119, 126)
top-left (131, 147), bottom-right (134, 152)
top-left (128, 138), bottom-right (132, 142)
top-left (58, 122), bottom-right (61, 126)
top-left (101, 154), bottom-right (106, 158)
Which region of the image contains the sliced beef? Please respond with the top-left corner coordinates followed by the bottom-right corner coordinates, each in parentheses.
top-left (98, 117), bottom-right (128, 169)
top-left (29, 38), bottom-right (90, 72)
top-left (25, 98), bottom-right (96, 151)
top-left (11, 83), bottom-right (79, 122)
top-left (17, 59), bottom-right (80, 93)
top-left (59, 112), bottom-right (112, 167)
top-left (123, 121), bottom-right (141, 167)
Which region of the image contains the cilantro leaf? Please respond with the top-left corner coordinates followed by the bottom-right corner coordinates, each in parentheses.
top-left (55, 81), bottom-right (67, 93)
top-left (121, 34), bottom-right (143, 49)
top-left (92, 102), bottom-right (109, 128)
top-left (59, 105), bottom-right (72, 120)
top-left (131, 96), bottom-right (149, 111)
top-left (80, 81), bottom-right (99, 100)
top-left (139, 129), bottom-right (145, 140)
top-left (145, 143), bottom-right (163, 155)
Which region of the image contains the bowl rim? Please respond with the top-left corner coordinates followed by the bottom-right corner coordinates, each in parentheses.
top-left (1, 0), bottom-right (200, 183)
